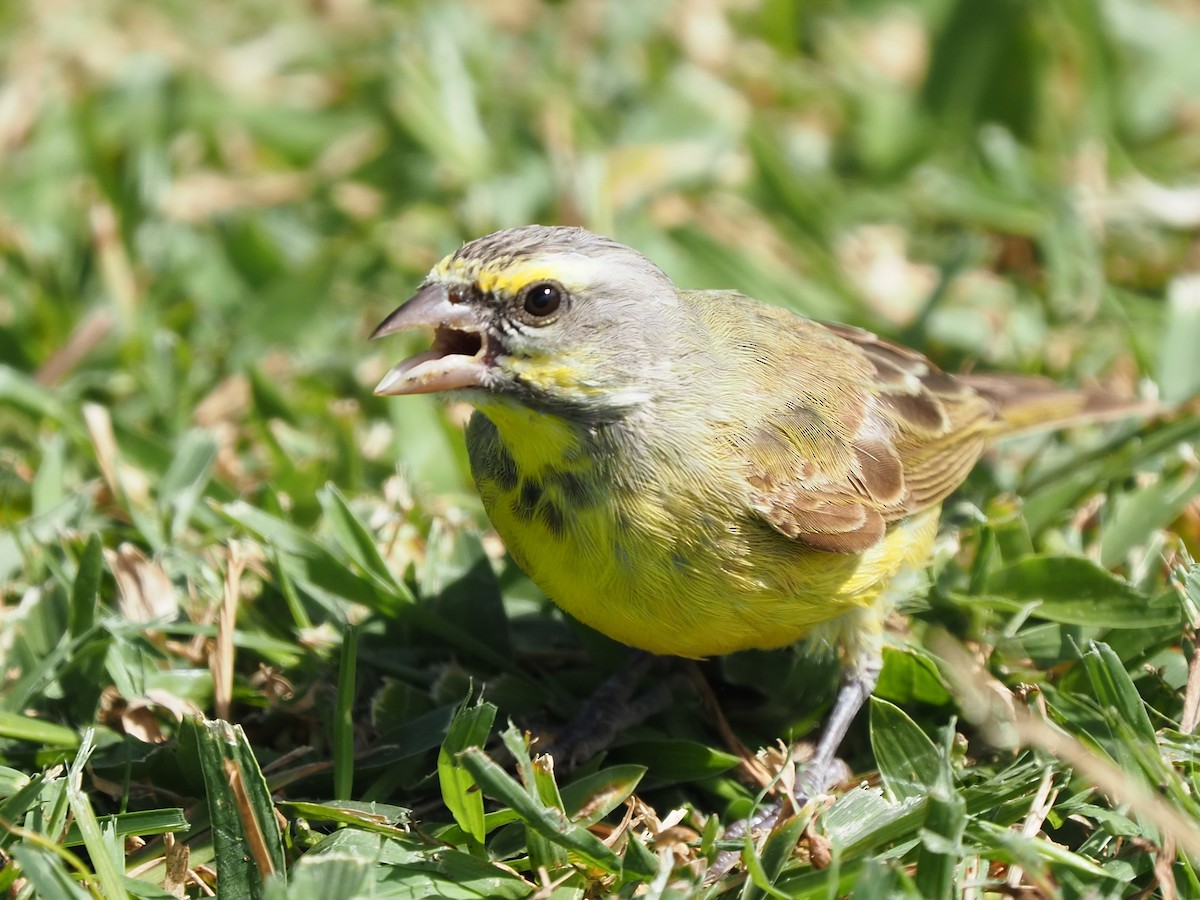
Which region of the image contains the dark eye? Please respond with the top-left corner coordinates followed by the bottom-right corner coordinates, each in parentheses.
top-left (522, 282), bottom-right (563, 318)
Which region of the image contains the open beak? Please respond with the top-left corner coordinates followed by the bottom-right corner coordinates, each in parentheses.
top-left (370, 283), bottom-right (491, 396)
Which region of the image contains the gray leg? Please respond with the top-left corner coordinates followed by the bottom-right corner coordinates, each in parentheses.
top-left (708, 608), bottom-right (888, 882)
top-left (795, 655), bottom-right (881, 801)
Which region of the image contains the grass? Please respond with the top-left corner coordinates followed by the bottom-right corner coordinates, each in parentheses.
top-left (3, 0), bottom-right (1200, 896)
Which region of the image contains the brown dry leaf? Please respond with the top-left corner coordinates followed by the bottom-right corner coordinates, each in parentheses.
top-left (88, 768), bottom-right (128, 799)
top-left (248, 665), bottom-right (296, 703)
top-left (84, 403), bottom-right (151, 507)
top-left (84, 402), bottom-right (122, 502)
top-left (655, 824), bottom-right (701, 856)
top-left (805, 823), bottom-right (833, 870)
top-left (193, 374), bottom-right (250, 428)
top-left (99, 684), bottom-right (200, 744)
top-left (224, 757), bottom-right (276, 878)
top-left (1155, 833), bottom-right (1180, 900)
top-left (192, 864), bottom-right (217, 896)
top-left (144, 688), bottom-right (204, 722)
top-left (106, 543), bottom-right (179, 624)
top-left (121, 703), bottom-right (167, 745)
top-left (159, 171), bottom-right (311, 222)
top-left (1180, 626), bottom-right (1200, 736)
top-left (35, 308), bottom-right (113, 386)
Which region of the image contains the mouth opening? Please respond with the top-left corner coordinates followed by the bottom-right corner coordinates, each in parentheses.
top-left (374, 326), bottom-right (491, 396)
top-left (433, 326), bottom-right (483, 360)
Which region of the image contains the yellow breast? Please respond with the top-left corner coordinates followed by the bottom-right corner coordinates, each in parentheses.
top-left (466, 403), bottom-right (941, 659)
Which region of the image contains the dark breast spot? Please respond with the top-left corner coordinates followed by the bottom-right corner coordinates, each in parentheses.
top-left (467, 413), bottom-right (519, 492)
top-left (538, 501), bottom-right (566, 537)
top-left (491, 443), bottom-right (519, 492)
top-left (555, 471), bottom-right (597, 507)
top-left (512, 478), bottom-right (543, 522)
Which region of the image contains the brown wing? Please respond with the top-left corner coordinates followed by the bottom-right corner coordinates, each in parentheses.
top-left (743, 321), bottom-right (997, 554)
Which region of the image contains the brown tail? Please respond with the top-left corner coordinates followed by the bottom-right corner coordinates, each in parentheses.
top-left (957, 373), bottom-right (1161, 435)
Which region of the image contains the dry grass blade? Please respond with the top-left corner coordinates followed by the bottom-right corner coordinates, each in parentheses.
top-left (211, 544), bottom-right (246, 722)
top-left (83, 402), bottom-right (121, 501)
top-left (89, 200), bottom-right (139, 321)
top-left (222, 758), bottom-right (275, 879)
top-left (34, 309), bottom-right (113, 386)
top-left (106, 544), bottom-right (179, 624)
top-left (163, 832), bottom-right (189, 899)
top-left (1180, 625), bottom-right (1200, 735)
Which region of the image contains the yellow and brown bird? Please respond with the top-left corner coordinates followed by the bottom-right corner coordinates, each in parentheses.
top-left (371, 224), bottom-right (1129, 795)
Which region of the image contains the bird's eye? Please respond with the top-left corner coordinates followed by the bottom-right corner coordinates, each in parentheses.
top-left (522, 282), bottom-right (563, 319)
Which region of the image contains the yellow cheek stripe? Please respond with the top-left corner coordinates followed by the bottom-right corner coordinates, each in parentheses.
top-left (509, 353), bottom-right (604, 395)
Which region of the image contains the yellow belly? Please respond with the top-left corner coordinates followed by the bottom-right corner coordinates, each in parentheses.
top-left (467, 407), bottom-right (940, 659)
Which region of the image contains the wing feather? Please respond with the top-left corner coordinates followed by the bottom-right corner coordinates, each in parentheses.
top-left (737, 316), bottom-right (996, 553)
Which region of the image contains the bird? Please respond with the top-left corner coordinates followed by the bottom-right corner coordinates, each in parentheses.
top-left (370, 224), bottom-right (1134, 806)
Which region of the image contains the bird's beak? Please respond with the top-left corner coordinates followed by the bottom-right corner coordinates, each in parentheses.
top-left (370, 283), bottom-right (490, 396)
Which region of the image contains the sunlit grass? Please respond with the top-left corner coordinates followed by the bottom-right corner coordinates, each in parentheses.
top-left (3, 0), bottom-right (1200, 896)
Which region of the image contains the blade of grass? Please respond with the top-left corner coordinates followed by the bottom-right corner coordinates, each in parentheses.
top-left (437, 693), bottom-right (496, 845)
top-left (65, 730), bottom-right (127, 900)
top-left (334, 623), bottom-right (358, 801)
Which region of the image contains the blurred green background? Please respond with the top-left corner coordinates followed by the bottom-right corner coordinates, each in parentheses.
top-left (4, 0), bottom-right (1200, 538)
top-left (4, 0), bottom-right (1200, 896)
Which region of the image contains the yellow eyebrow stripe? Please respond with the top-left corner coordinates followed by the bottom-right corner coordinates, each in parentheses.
top-left (475, 264), bottom-right (560, 295)
top-left (435, 254), bottom-right (600, 296)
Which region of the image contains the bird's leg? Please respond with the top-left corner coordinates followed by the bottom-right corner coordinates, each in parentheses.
top-left (794, 653), bottom-right (881, 802)
top-left (706, 663), bottom-right (878, 883)
top-left (541, 650), bottom-right (677, 769)
top-left (708, 610), bottom-right (887, 881)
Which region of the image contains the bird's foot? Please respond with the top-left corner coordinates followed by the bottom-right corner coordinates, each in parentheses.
top-left (706, 755), bottom-right (847, 883)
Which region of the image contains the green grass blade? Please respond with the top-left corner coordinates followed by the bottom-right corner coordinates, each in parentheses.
top-left (188, 716), bottom-right (287, 897)
top-left (870, 697), bottom-right (940, 804)
top-left (68, 534), bottom-right (103, 639)
top-left (437, 693), bottom-right (497, 844)
top-left (559, 765), bottom-right (646, 827)
top-left (0, 712), bottom-right (81, 747)
top-left (65, 731), bottom-right (127, 899)
top-left (8, 844), bottom-right (91, 900)
top-left (458, 746), bottom-right (633, 875)
top-left (983, 556), bottom-right (1172, 628)
top-left (60, 808), bottom-right (189, 847)
top-left (334, 624), bottom-right (359, 801)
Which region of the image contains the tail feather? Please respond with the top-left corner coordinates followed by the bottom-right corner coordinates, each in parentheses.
top-left (956, 373), bottom-right (1161, 435)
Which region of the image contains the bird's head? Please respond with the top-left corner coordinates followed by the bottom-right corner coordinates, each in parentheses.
top-left (372, 225), bottom-right (682, 421)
